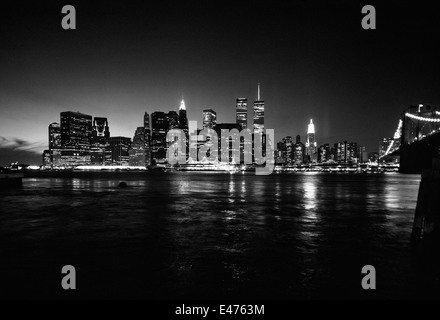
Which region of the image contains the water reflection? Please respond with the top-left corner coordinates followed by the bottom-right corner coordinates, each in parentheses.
top-left (303, 179), bottom-right (317, 211)
top-left (0, 173), bottom-right (423, 299)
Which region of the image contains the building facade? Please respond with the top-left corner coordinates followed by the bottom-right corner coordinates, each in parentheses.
top-left (129, 127), bottom-right (146, 166)
top-left (91, 117), bottom-right (110, 165)
top-left (236, 98), bottom-right (248, 130)
top-left (144, 112), bottom-right (152, 166)
top-left (203, 109), bottom-right (217, 129)
top-left (106, 137), bottom-right (131, 165)
top-left (59, 111), bottom-right (93, 167)
top-left (253, 84), bottom-right (264, 134)
top-left (151, 111), bottom-right (169, 164)
top-left (294, 135), bottom-right (305, 164)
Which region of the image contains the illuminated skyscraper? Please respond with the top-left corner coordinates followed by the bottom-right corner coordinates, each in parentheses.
top-left (335, 141), bottom-right (358, 163)
top-left (42, 150), bottom-right (51, 168)
top-left (144, 112), bottom-right (152, 166)
top-left (236, 98), bottom-right (248, 130)
top-left (294, 134), bottom-right (305, 164)
top-left (179, 99), bottom-right (188, 135)
top-left (48, 122), bottom-right (62, 167)
top-left (306, 119), bottom-right (317, 162)
top-left (48, 123), bottom-right (61, 150)
top-left (203, 109), bottom-right (217, 129)
top-left (61, 111), bottom-right (93, 151)
top-left (151, 111), bottom-right (169, 164)
top-left (92, 117), bottom-right (110, 139)
top-left (253, 84), bottom-right (264, 133)
top-left (318, 144), bottom-right (330, 163)
top-left (91, 117), bottom-right (110, 165)
top-left (59, 111), bottom-right (93, 166)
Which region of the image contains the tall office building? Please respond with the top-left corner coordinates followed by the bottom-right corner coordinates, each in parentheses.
top-left (236, 98), bottom-right (248, 130)
top-left (144, 112), bottom-right (152, 166)
top-left (48, 122), bottom-right (61, 167)
top-left (42, 150), bottom-right (51, 168)
top-left (106, 137), bottom-right (131, 165)
top-left (59, 111), bottom-right (93, 166)
top-left (179, 99), bottom-right (189, 134)
top-left (335, 142), bottom-right (346, 162)
top-left (92, 117), bottom-right (110, 138)
top-left (151, 111), bottom-right (169, 164)
top-left (203, 109), bottom-right (217, 129)
top-left (253, 84), bottom-right (264, 133)
top-left (347, 142), bottom-right (359, 163)
top-left (278, 136), bottom-right (293, 165)
top-left (167, 111), bottom-right (179, 130)
top-left (91, 117), bottom-right (110, 165)
top-left (306, 119), bottom-right (317, 162)
top-left (129, 127), bottom-right (146, 166)
top-left (49, 123), bottom-right (61, 150)
top-left (293, 135), bottom-right (305, 164)
top-left (60, 111), bottom-right (93, 151)
top-left (318, 144), bottom-right (331, 163)
top-left (335, 141), bottom-right (358, 163)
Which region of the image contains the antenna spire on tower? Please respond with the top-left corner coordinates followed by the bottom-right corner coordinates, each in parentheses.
top-left (257, 83), bottom-right (261, 101)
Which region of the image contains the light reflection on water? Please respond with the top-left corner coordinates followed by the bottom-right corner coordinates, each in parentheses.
top-left (0, 172), bottom-right (430, 299)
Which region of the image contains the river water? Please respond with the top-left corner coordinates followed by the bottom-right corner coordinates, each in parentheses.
top-left (1, 172), bottom-right (439, 299)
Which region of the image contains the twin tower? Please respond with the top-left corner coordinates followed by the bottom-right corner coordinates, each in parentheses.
top-left (236, 84), bottom-right (265, 133)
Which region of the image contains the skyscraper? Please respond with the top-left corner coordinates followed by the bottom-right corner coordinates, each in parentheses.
top-left (144, 112), bottom-right (151, 166)
top-left (203, 109), bottom-right (217, 129)
top-left (48, 122), bottom-right (61, 167)
top-left (294, 135), bottom-right (305, 164)
top-left (91, 117), bottom-right (110, 165)
top-left (167, 111), bottom-right (179, 129)
top-left (335, 142), bottom-right (347, 162)
top-left (277, 136), bottom-right (293, 165)
top-left (236, 98), bottom-right (247, 130)
top-left (48, 123), bottom-right (61, 150)
top-left (253, 84), bottom-right (264, 133)
top-left (347, 142), bottom-right (359, 163)
top-left (60, 111), bottom-right (93, 151)
top-left (151, 111), bottom-right (169, 164)
top-left (306, 119), bottom-right (317, 162)
top-left (335, 141), bottom-right (358, 163)
top-left (92, 117), bottom-right (110, 139)
top-left (106, 137), bottom-right (131, 165)
top-left (129, 127), bottom-right (146, 166)
top-left (179, 99), bottom-right (188, 134)
top-left (59, 111), bottom-right (93, 166)
top-left (318, 144), bottom-right (331, 163)
top-left (42, 150), bottom-right (51, 168)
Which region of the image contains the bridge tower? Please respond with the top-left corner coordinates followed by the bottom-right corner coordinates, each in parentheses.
top-left (400, 105), bottom-right (440, 174)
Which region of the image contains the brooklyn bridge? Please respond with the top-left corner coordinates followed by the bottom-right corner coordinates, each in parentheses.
top-left (381, 104), bottom-right (440, 173)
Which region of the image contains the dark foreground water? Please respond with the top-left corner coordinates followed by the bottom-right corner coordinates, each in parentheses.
top-left (1, 172), bottom-right (439, 299)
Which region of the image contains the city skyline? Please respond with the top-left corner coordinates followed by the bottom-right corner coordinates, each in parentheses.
top-left (2, 1), bottom-right (440, 165)
top-left (0, 91), bottom-right (434, 167)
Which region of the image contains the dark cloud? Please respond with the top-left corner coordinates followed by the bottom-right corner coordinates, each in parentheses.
top-left (0, 137), bottom-right (43, 166)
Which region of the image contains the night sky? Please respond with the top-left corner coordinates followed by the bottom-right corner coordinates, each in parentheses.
top-left (1, 0), bottom-right (439, 165)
